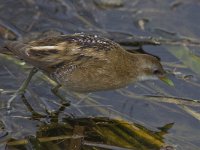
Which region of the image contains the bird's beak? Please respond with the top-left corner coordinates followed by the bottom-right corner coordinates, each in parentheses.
top-left (159, 76), bottom-right (174, 86)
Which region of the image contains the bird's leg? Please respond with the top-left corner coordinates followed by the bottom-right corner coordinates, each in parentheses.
top-left (51, 84), bottom-right (71, 107)
top-left (7, 67), bottom-right (38, 109)
top-left (17, 67), bottom-right (38, 94)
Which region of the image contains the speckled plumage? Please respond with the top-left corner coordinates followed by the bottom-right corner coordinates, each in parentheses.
top-left (1, 33), bottom-right (165, 92)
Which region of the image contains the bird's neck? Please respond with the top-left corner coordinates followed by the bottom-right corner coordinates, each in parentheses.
top-left (115, 52), bottom-right (140, 83)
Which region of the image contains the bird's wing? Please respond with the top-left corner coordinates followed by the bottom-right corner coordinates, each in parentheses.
top-left (21, 34), bottom-right (119, 71)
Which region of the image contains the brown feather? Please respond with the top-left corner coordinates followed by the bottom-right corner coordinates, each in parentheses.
top-left (1, 33), bottom-right (165, 92)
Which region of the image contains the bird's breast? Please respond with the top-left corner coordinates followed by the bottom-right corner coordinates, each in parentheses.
top-left (50, 62), bottom-right (131, 92)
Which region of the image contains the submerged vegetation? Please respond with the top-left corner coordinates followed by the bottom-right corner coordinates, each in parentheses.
top-left (6, 115), bottom-right (172, 150)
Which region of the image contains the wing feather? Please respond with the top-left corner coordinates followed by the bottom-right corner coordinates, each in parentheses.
top-left (6, 34), bottom-right (121, 72)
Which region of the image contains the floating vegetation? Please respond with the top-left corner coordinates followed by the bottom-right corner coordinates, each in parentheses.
top-left (94, 0), bottom-right (124, 9)
top-left (5, 117), bottom-right (172, 150)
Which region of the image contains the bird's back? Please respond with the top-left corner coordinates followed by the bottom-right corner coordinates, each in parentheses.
top-left (2, 33), bottom-right (126, 74)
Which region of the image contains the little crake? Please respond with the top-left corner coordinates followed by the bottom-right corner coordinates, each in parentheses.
top-left (0, 33), bottom-right (173, 107)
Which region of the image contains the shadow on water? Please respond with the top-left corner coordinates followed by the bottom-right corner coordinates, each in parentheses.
top-left (0, 0), bottom-right (200, 150)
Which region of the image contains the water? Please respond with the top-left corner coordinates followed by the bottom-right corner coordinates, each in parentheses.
top-left (0, 0), bottom-right (200, 149)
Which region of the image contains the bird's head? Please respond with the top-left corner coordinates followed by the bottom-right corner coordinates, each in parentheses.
top-left (133, 54), bottom-right (174, 86)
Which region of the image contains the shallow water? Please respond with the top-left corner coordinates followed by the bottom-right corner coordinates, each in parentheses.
top-left (0, 0), bottom-right (200, 150)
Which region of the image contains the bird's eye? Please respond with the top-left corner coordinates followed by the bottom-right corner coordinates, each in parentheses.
top-left (153, 69), bottom-right (161, 75)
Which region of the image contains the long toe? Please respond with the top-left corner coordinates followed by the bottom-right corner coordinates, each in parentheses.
top-left (6, 90), bottom-right (25, 110)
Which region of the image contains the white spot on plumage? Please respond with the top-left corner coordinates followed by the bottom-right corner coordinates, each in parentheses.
top-left (31, 46), bottom-right (59, 50)
top-left (30, 42), bottom-right (66, 51)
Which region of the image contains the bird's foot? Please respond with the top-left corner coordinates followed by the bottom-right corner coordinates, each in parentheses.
top-left (51, 84), bottom-right (71, 107)
top-left (6, 89), bottom-right (26, 110)
top-left (6, 67), bottom-right (38, 111)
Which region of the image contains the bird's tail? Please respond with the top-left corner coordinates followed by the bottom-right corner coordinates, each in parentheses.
top-left (0, 39), bottom-right (13, 55)
top-left (0, 18), bottom-right (23, 56)
top-left (0, 46), bottom-right (13, 55)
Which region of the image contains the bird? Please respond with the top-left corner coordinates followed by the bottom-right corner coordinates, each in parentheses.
top-left (0, 33), bottom-right (173, 108)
